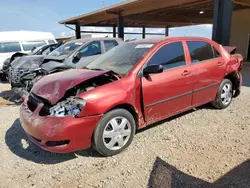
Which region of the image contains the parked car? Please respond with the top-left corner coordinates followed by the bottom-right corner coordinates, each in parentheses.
top-left (9, 38), bottom-right (123, 97)
top-left (0, 31), bottom-right (57, 78)
top-left (30, 42), bottom-right (63, 55)
top-left (20, 37), bottom-right (243, 156)
top-left (1, 42), bottom-right (63, 80)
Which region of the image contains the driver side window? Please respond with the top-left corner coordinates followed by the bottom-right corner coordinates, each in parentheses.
top-left (79, 41), bottom-right (101, 57)
top-left (147, 42), bottom-right (186, 70)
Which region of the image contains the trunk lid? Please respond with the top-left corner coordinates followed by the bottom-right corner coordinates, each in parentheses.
top-left (223, 46), bottom-right (237, 54)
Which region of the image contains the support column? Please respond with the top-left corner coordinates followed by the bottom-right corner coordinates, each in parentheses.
top-left (142, 26), bottom-right (146, 39)
top-left (113, 26), bottom-right (116, 38)
top-left (212, 0), bottom-right (233, 45)
top-left (165, 27), bottom-right (169, 37)
top-left (117, 12), bottom-right (124, 40)
top-left (75, 24), bottom-right (81, 39)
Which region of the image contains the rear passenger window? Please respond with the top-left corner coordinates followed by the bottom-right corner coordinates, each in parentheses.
top-left (0, 42), bottom-right (21, 53)
top-left (104, 40), bottom-right (118, 51)
top-left (147, 42), bottom-right (186, 70)
top-left (22, 41), bottom-right (46, 51)
top-left (187, 41), bottom-right (214, 63)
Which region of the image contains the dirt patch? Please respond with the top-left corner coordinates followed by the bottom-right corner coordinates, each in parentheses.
top-left (0, 86), bottom-right (249, 188)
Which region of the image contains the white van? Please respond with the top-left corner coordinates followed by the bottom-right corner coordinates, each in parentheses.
top-left (0, 31), bottom-right (57, 72)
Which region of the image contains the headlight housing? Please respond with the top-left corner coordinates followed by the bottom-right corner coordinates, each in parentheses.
top-left (50, 97), bottom-right (86, 117)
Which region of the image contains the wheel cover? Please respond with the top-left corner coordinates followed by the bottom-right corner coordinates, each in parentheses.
top-left (103, 116), bottom-right (132, 151)
top-left (221, 83), bottom-right (232, 105)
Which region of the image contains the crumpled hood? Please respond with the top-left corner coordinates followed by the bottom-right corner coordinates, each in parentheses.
top-left (11, 55), bottom-right (65, 70)
top-left (31, 69), bottom-right (111, 104)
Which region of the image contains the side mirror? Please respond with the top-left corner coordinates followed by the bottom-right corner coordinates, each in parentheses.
top-left (143, 64), bottom-right (163, 75)
top-left (73, 52), bottom-right (82, 60)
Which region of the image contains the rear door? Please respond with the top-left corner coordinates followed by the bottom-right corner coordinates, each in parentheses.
top-left (142, 41), bottom-right (193, 124)
top-left (185, 40), bottom-right (226, 106)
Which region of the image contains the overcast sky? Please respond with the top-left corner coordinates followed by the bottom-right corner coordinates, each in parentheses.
top-left (0, 0), bottom-right (212, 39)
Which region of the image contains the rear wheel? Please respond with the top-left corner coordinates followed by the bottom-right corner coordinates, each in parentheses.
top-left (92, 109), bottom-right (136, 156)
top-left (212, 79), bottom-right (233, 109)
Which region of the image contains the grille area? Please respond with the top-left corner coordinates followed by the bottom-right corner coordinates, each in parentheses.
top-left (27, 93), bottom-right (52, 116)
top-left (45, 140), bottom-right (70, 147)
top-left (27, 94), bottom-right (39, 112)
top-left (10, 69), bottom-right (26, 84)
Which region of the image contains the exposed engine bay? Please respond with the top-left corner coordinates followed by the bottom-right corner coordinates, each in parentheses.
top-left (50, 97), bottom-right (86, 117)
top-left (27, 73), bottom-right (119, 117)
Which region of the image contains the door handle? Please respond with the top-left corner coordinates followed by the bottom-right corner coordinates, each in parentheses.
top-left (182, 70), bottom-right (191, 76)
top-left (217, 62), bottom-right (225, 66)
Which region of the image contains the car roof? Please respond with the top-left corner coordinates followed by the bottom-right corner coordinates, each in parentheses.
top-left (0, 31), bottom-right (55, 42)
top-left (71, 37), bottom-right (122, 43)
top-left (128, 36), bottom-right (211, 44)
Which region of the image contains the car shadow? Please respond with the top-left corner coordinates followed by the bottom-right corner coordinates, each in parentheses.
top-left (148, 157), bottom-right (250, 188)
top-left (0, 79), bottom-right (8, 83)
top-left (5, 119), bottom-right (101, 164)
top-left (0, 90), bottom-right (22, 105)
top-left (242, 68), bottom-right (250, 87)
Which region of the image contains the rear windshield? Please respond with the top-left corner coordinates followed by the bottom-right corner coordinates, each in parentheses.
top-left (0, 42), bottom-right (21, 53)
top-left (22, 41), bottom-right (47, 51)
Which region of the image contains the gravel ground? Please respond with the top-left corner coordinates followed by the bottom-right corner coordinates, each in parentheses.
top-left (0, 69), bottom-right (249, 188)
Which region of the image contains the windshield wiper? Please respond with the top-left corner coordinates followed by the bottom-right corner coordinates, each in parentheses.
top-left (84, 67), bottom-right (105, 71)
top-left (85, 67), bottom-right (123, 78)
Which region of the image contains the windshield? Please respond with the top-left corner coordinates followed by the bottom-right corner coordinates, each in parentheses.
top-left (31, 45), bottom-right (46, 54)
top-left (86, 43), bottom-right (154, 75)
top-left (49, 41), bottom-right (83, 57)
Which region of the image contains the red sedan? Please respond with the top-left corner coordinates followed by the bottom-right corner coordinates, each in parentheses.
top-left (20, 37), bottom-right (243, 156)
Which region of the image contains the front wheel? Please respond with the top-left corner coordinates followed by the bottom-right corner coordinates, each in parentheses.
top-left (92, 109), bottom-right (136, 156)
top-left (212, 79), bottom-right (233, 109)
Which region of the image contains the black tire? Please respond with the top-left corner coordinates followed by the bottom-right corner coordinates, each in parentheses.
top-left (92, 109), bottom-right (136, 157)
top-left (211, 79), bottom-right (233, 109)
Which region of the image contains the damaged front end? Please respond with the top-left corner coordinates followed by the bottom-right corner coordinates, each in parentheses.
top-left (10, 67), bottom-right (44, 98)
top-left (10, 55), bottom-right (72, 98)
top-left (50, 97), bottom-right (86, 117)
top-left (27, 70), bottom-right (119, 117)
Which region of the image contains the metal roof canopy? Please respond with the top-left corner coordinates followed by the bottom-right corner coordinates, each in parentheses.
top-left (59, 0), bottom-right (250, 44)
top-left (59, 0), bottom-right (249, 27)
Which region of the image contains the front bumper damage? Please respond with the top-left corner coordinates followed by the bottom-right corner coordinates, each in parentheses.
top-left (19, 69), bottom-right (120, 153)
top-left (20, 101), bottom-right (102, 153)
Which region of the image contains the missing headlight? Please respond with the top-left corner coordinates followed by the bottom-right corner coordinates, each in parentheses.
top-left (50, 97), bottom-right (86, 117)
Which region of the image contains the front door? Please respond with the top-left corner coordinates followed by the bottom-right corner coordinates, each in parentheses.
top-left (185, 41), bottom-right (226, 106)
top-left (74, 41), bottom-right (103, 68)
top-left (142, 41), bottom-right (193, 124)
